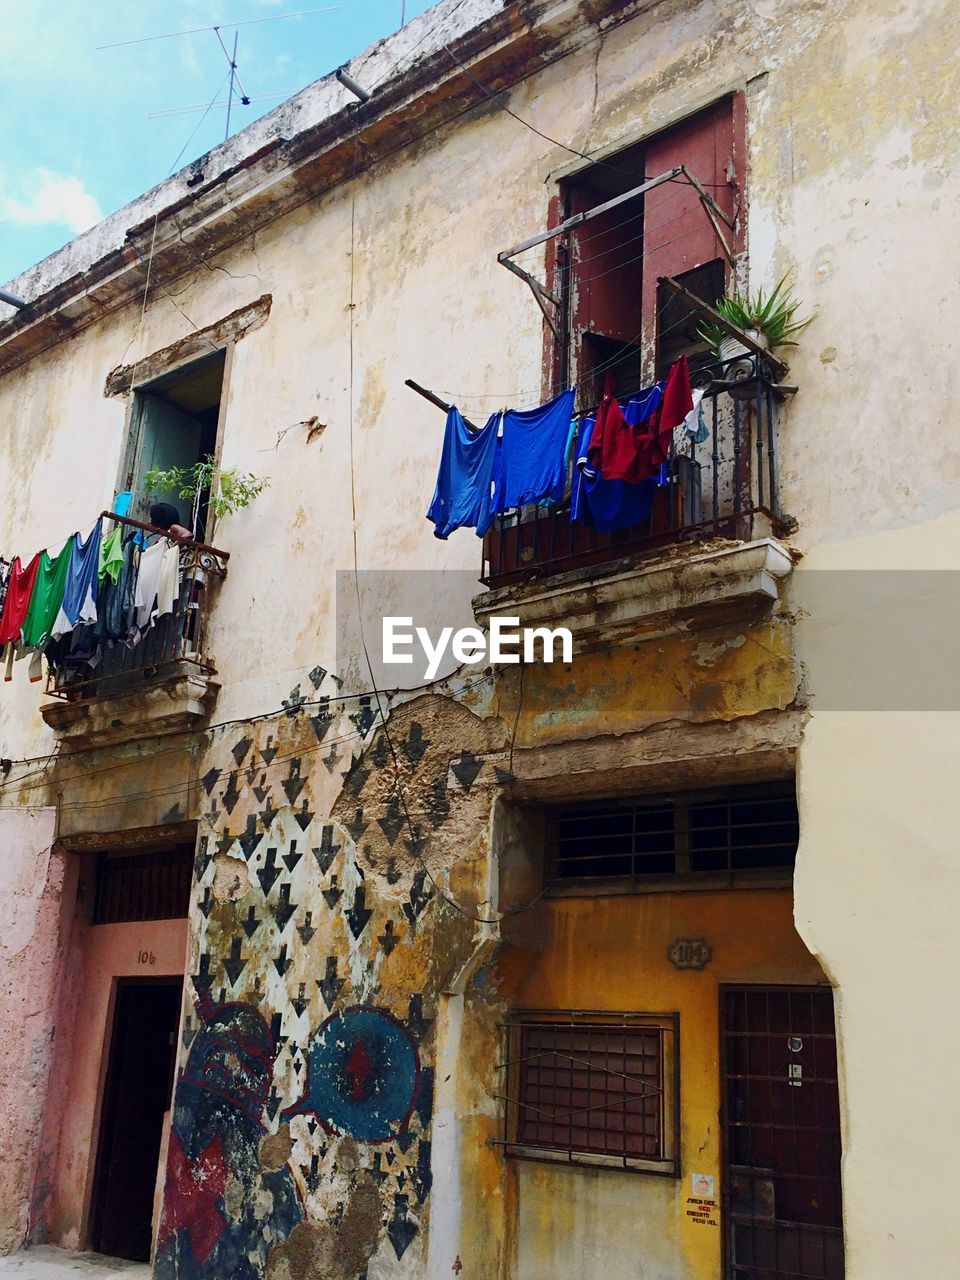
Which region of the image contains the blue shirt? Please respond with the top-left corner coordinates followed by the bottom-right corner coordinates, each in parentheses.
top-left (491, 388), bottom-right (576, 514)
top-left (427, 408), bottom-right (501, 539)
top-left (51, 521), bottom-right (102, 639)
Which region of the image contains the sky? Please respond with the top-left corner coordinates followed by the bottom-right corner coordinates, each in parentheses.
top-left (0, 0), bottom-right (437, 284)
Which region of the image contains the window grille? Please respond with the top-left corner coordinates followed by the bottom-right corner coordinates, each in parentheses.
top-left (548, 781), bottom-right (798, 886)
top-left (499, 1013), bottom-right (679, 1174)
top-left (92, 844), bottom-right (194, 924)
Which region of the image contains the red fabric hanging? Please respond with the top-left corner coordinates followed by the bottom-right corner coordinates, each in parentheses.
top-left (587, 356), bottom-right (694, 482)
top-left (636, 354), bottom-right (694, 470)
top-left (0, 552), bottom-right (41, 648)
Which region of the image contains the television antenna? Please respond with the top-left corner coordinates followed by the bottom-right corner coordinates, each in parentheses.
top-left (97, 7), bottom-right (342, 144)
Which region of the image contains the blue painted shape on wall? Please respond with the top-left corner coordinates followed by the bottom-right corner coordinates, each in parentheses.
top-left (284, 1004), bottom-right (420, 1142)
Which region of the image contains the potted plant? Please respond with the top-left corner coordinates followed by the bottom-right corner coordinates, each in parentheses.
top-left (144, 454), bottom-right (269, 540)
top-left (698, 276), bottom-right (813, 384)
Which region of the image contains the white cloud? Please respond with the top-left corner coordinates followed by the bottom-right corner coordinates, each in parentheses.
top-left (0, 168), bottom-right (102, 234)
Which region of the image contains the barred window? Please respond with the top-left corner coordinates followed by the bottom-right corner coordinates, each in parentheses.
top-left (500, 1014), bottom-right (679, 1174)
top-left (548, 781), bottom-right (798, 887)
top-left (92, 844), bottom-right (194, 924)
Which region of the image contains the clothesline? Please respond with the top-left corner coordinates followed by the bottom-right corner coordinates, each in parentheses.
top-left (0, 509), bottom-right (223, 687)
top-left (425, 356), bottom-right (699, 542)
top-left (430, 305), bottom-right (709, 413)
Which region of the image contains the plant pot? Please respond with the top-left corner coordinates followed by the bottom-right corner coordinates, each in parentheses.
top-left (718, 328), bottom-right (768, 389)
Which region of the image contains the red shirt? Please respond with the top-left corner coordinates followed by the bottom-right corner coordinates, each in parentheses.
top-left (0, 552), bottom-right (41, 647)
top-left (640, 354), bottom-right (694, 470)
top-left (587, 356), bottom-right (694, 482)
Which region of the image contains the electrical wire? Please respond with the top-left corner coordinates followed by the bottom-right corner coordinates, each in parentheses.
top-left (0, 671), bottom-right (493, 792)
top-left (440, 305), bottom-right (706, 414)
top-left (441, 42), bottom-right (637, 180)
top-left (367, 0), bottom-right (472, 94)
top-left (338, 108), bottom-right (545, 927)
top-left (167, 66), bottom-right (235, 177)
top-left (439, 40), bottom-right (729, 192)
top-left (148, 91), bottom-right (297, 120)
top-left (96, 8), bottom-right (342, 51)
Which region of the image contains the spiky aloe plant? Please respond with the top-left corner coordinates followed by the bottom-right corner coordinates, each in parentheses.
top-left (698, 276), bottom-right (813, 352)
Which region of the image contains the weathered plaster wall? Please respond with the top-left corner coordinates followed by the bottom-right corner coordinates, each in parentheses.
top-left (0, 807), bottom-right (64, 1252)
top-left (792, 510), bottom-right (960, 1280)
top-left (36, 917), bottom-right (188, 1248)
top-left (451, 889), bottom-right (824, 1280)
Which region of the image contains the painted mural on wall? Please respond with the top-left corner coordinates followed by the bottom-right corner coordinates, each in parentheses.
top-left (285, 1006), bottom-right (420, 1143)
top-left (155, 998), bottom-right (302, 1280)
top-left (159, 675), bottom-right (504, 1278)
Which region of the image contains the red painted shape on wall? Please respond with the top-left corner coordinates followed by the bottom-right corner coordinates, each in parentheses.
top-left (345, 1039), bottom-right (375, 1100)
top-left (158, 1133), bottom-right (228, 1265)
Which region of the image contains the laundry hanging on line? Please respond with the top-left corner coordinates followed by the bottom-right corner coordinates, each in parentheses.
top-left (427, 388), bottom-right (576, 540)
top-left (99, 523), bottom-right (125, 585)
top-left (425, 358), bottom-right (695, 539)
top-left (0, 511), bottom-right (192, 687)
top-left (52, 523), bottom-right (102, 641)
top-left (491, 388), bottom-right (577, 513)
top-left (571, 418), bottom-right (665, 535)
top-left (586, 357), bottom-right (692, 484)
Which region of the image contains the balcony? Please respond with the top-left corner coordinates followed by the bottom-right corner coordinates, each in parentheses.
top-left (40, 514), bottom-right (228, 748)
top-left (481, 364), bottom-right (794, 589)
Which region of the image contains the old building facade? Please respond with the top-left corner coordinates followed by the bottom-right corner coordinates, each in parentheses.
top-left (0, 1), bottom-right (957, 1278)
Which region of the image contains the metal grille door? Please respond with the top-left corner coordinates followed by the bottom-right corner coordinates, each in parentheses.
top-left (721, 987), bottom-right (844, 1280)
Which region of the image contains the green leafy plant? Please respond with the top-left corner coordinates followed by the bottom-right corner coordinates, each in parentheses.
top-left (698, 276), bottom-right (813, 352)
top-left (144, 455), bottom-right (268, 531)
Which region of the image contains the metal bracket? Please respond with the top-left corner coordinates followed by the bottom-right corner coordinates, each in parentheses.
top-left (678, 166), bottom-right (736, 269)
top-left (497, 165), bottom-right (740, 331)
top-left (657, 275), bottom-right (789, 381)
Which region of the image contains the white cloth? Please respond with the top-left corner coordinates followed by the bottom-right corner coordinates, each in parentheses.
top-left (683, 386), bottom-right (706, 439)
top-left (134, 540), bottom-right (180, 628)
top-left (156, 542), bottom-right (180, 621)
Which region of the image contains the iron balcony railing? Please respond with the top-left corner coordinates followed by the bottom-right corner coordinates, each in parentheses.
top-left (481, 359), bottom-right (794, 588)
top-left (45, 512), bottom-right (229, 701)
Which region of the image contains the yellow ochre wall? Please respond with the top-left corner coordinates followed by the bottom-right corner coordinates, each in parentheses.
top-left (466, 889), bottom-right (826, 1280)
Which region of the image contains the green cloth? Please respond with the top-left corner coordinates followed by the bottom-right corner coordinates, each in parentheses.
top-left (98, 524), bottom-right (124, 584)
top-left (21, 542), bottom-right (72, 649)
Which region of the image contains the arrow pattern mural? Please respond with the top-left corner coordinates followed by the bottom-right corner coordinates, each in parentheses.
top-left (166, 678), bottom-right (504, 1280)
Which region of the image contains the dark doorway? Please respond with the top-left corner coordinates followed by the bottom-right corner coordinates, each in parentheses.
top-left (721, 986), bottom-right (845, 1280)
top-left (121, 349), bottom-right (226, 539)
top-left (90, 978), bottom-right (183, 1261)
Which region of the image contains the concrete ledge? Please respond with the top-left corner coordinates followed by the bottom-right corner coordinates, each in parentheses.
top-left (473, 538), bottom-right (797, 648)
top-left (40, 672), bottom-right (220, 750)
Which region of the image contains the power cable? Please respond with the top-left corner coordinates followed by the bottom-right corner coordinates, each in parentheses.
top-left (340, 108), bottom-right (546, 928)
top-left (0, 671), bottom-right (493, 790)
top-left (167, 66), bottom-right (235, 176)
top-left (96, 9), bottom-right (342, 51)
top-left (440, 41), bottom-right (709, 190)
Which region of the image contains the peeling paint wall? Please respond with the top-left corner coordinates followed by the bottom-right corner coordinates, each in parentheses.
top-left (0, 808), bottom-right (63, 1252)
